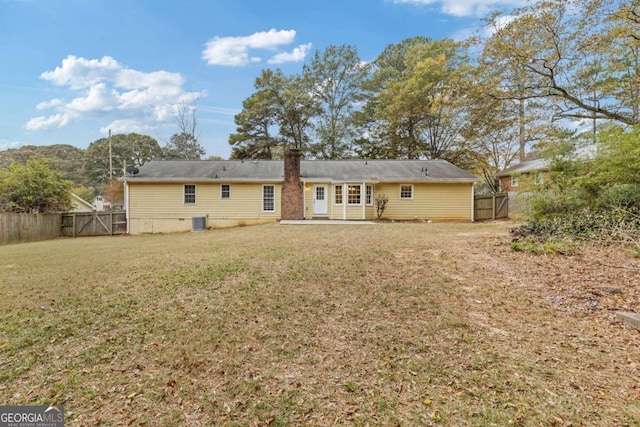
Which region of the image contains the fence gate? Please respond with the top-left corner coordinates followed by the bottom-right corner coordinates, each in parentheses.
top-left (474, 194), bottom-right (508, 221)
top-left (61, 211), bottom-right (127, 237)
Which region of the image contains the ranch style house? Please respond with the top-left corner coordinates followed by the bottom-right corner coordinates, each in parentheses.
top-left (120, 149), bottom-right (479, 234)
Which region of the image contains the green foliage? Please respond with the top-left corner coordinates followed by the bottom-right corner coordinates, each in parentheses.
top-left (509, 237), bottom-right (576, 256)
top-left (163, 132), bottom-right (205, 160)
top-left (230, 68), bottom-right (319, 159)
top-left (513, 125), bottom-right (640, 246)
top-left (486, 0), bottom-right (639, 126)
top-left (72, 187), bottom-right (96, 204)
top-left (229, 74), bottom-right (282, 159)
top-left (0, 159), bottom-right (72, 213)
top-left (83, 133), bottom-right (162, 184)
top-left (303, 44), bottom-right (370, 159)
top-left (359, 37), bottom-right (475, 162)
top-left (0, 144), bottom-right (86, 186)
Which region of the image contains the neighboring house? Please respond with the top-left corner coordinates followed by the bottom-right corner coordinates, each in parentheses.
top-left (92, 195), bottom-right (111, 211)
top-left (496, 141), bottom-right (598, 194)
top-left (69, 192), bottom-right (96, 213)
top-left (121, 149), bottom-right (479, 235)
top-left (496, 158), bottom-right (549, 193)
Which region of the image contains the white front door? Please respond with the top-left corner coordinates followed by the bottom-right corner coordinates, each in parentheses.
top-left (313, 185), bottom-right (328, 215)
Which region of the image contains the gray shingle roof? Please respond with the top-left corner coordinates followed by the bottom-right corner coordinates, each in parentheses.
top-left (495, 158), bottom-right (549, 177)
top-left (122, 159), bottom-right (479, 183)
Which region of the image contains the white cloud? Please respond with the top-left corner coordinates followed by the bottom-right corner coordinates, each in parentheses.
top-left (100, 119), bottom-right (154, 134)
top-left (40, 56), bottom-right (121, 90)
top-left (26, 55), bottom-right (204, 131)
top-left (67, 83), bottom-right (118, 112)
top-left (26, 112), bottom-right (77, 130)
top-left (487, 14), bottom-right (517, 34)
top-left (202, 29), bottom-right (310, 66)
top-left (392, 0), bottom-right (524, 17)
top-left (198, 105), bottom-right (240, 116)
top-left (268, 43), bottom-right (312, 64)
top-left (36, 99), bottom-right (64, 110)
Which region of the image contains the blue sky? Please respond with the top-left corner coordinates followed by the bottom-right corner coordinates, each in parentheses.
top-left (0, 0), bottom-right (523, 159)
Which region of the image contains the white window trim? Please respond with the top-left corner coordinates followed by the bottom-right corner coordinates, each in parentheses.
top-left (366, 184), bottom-right (374, 206)
top-left (262, 184), bottom-right (275, 212)
top-left (221, 184), bottom-right (231, 200)
top-left (347, 184), bottom-right (362, 206)
top-left (511, 175), bottom-right (520, 187)
top-left (334, 184), bottom-right (343, 206)
top-left (184, 184), bottom-right (196, 205)
top-left (400, 184), bottom-right (414, 200)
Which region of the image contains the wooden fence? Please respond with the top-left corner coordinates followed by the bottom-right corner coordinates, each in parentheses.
top-left (474, 194), bottom-right (509, 221)
top-left (0, 213), bottom-right (62, 245)
top-left (0, 211), bottom-right (127, 245)
top-left (61, 211), bottom-right (127, 237)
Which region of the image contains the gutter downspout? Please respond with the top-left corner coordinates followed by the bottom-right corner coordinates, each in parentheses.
top-left (303, 180), bottom-right (306, 219)
top-left (471, 182), bottom-right (476, 222)
top-left (124, 180), bottom-right (130, 234)
top-left (362, 182), bottom-right (366, 220)
top-left (343, 184), bottom-right (347, 220)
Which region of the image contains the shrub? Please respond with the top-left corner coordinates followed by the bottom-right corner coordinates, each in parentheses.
top-left (375, 193), bottom-right (389, 219)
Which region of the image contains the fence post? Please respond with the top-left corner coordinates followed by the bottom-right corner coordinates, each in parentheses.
top-left (492, 195), bottom-right (496, 220)
top-left (72, 214), bottom-right (76, 238)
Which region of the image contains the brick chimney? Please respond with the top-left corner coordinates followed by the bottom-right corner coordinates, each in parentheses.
top-left (281, 148), bottom-right (304, 220)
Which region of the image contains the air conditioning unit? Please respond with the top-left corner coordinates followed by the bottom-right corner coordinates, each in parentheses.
top-left (192, 215), bottom-right (207, 232)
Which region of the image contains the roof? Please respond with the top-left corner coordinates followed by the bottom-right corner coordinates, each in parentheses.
top-left (495, 158), bottom-right (549, 177)
top-left (496, 142), bottom-right (599, 178)
top-left (121, 159), bottom-right (479, 184)
top-left (69, 192), bottom-right (96, 212)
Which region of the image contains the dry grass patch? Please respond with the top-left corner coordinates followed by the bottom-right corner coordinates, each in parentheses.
top-left (0, 222), bottom-right (639, 426)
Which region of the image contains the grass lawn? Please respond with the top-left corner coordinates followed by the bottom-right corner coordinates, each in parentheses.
top-left (0, 222), bottom-right (638, 426)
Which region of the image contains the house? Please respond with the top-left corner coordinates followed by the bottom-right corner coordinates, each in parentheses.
top-left (495, 158), bottom-right (549, 193)
top-left (92, 195), bottom-right (111, 211)
top-left (496, 140), bottom-right (598, 194)
top-left (69, 192), bottom-right (96, 213)
top-left (121, 149), bottom-right (479, 234)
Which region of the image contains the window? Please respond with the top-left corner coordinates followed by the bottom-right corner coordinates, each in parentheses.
top-left (511, 175), bottom-right (519, 187)
top-left (400, 184), bottom-right (413, 199)
top-left (335, 185), bottom-right (343, 205)
top-left (348, 185), bottom-right (361, 205)
top-left (184, 184), bottom-right (196, 204)
top-left (263, 185), bottom-right (275, 212)
top-left (532, 173), bottom-right (543, 185)
top-left (366, 185), bottom-right (373, 205)
top-left (221, 184), bottom-right (231, 199)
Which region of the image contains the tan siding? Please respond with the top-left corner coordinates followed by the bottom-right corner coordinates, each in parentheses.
top-left (211, 183), bottom-right (281, 219)
top-left (128, 182), bottom-right (281, 234)
top-left (375, 182), bottom-right (472, 220)
top-left (127, 180), bottom-right (473, 233)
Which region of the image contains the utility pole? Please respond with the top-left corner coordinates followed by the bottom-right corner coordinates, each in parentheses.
top-left (108, 129), bottom-right (113, 180)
